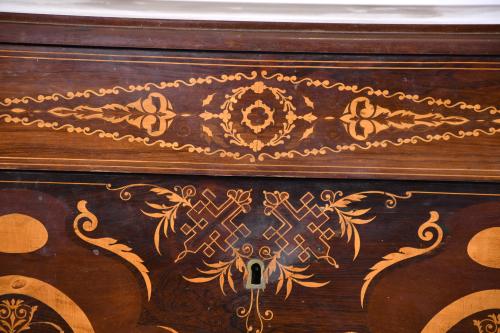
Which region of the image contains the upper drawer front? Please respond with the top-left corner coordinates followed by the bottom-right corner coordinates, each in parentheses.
top-left (0, 46), bottom-right (499, 181)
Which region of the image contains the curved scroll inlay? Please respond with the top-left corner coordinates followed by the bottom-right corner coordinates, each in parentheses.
top-left (0, 298), bottom-right (64, 333)
top-left (0, 213), bottom-right (48, 253)
top-left (2, 70), bottom-right (498, 163)
top-left (116, 183), bottom-right (415, 333)
top-left (473, 313), bottom-right (500, 333)
top-left (360, 211), bottom-right (443, 308)
top-left (73, 200), bottom-right (153, 300)
top-left (467, 227), bottom-right (500, 269)
top-left (158, 326), bottom-right (180, 333)
top-left (340, 96), bottom-right (468, 141)
top-left (0, 275), bottom-right (94, 333)
top-left (422, 289), bottom-right (500, 333)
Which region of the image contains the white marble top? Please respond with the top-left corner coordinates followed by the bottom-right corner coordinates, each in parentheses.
top-left (1, 0), bottom-right (499, 24)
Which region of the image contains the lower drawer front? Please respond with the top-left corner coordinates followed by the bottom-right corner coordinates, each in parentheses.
top-left (0, 172), bottom-right (498, 333)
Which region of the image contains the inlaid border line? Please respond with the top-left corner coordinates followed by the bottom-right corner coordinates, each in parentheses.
top-left (0, 156), bottom-right (497, 173)
top-left (2, 162), bottom-right (500, 178)
top-left (0, 180), bottom-right (107, 186)
top-left (1, 55), bottom-right (500, 71)
top-left (0, 180), bottom-right (499, 197)
top-left (1, 49), bottom-right (500, 65)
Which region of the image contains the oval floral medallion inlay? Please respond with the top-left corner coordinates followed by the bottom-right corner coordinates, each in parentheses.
top-left (467, 227), bottom-right (500, 269)
top-left (0, 213), bottom-right (48, 253)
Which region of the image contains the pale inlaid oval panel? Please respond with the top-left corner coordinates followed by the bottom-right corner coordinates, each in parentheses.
top-left (0, 213), bottom-right (48, 253)
top-left (467, 227), bottom-right (500, 269)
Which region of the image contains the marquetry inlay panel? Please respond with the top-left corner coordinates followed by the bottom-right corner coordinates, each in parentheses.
top-left (0, 48), bottom-right (499, 180)
top-left (0, 173), bottom-right (498, 333)
top-left (1, 69), bottom-right (498, 162)
top-left (0, 15), bottom-right (499, 333)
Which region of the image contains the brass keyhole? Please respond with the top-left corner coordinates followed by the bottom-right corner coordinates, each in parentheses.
top-left (245, 259), bottom-right (265, 290)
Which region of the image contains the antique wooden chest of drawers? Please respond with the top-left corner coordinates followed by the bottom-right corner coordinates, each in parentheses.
top-left (0, 14), bottom-right (499, 333)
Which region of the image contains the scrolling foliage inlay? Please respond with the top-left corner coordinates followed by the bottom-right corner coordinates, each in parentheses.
top-left (1, 70), bottom-right (498, 162)
top-left (104, 183), bottom-right (443, 333)
top-left (474, 313), bottom-right (500, 333)
top-left (0, 299), bottom-right (64, 333)
top-left (360, 211), bottom-right (443, 307)
top-left (73, 200), bottom-right (153, 300)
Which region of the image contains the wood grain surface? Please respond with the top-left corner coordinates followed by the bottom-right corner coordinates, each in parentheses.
top-left (0, 15), bottom-right (498, 333)
top-left (0, 13), bottom-right (499, 55)
top-left (0, 171), bottom-right (498, 332)
top-left (0, 45), bottom-right (499, 181)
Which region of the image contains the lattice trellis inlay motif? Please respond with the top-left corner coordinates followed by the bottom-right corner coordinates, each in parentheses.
top-left (262, 191), bottom-right (336, 265)
top-left (98, 183), bottom-right (445, 333)
top-left (179, 189), bottom-right (252, 261)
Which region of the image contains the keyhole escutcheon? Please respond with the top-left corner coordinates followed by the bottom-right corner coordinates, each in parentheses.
top-left (245, 259), bottom-right (266, 290)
